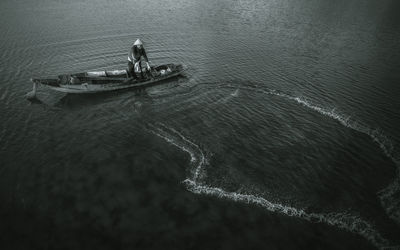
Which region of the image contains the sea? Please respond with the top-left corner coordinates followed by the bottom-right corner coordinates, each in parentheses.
top-left (1, 0), bottom-right (400, 249)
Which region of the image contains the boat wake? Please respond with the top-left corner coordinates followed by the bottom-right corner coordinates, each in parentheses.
top-left (148, 123), bottom-right (206, 183)
top-left (263, 89), bottom-right (400, 228)
top-left (220, 83), bottom-right (400, 227)
top-left (149, 122), bottom-right (396, 250)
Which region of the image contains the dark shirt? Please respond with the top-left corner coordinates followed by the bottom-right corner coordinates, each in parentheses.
top-left (128, 46), bottom-right (148, 63)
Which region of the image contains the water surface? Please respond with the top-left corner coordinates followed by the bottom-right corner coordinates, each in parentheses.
top-left (1, 0), bottom-right (400, 249)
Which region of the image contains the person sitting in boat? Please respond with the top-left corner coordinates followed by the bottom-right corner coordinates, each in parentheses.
top-left (127, 39), bottom-right (151, 79)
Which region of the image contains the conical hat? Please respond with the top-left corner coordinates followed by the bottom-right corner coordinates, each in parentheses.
top-left (133, 39), bottom-right (143, 46)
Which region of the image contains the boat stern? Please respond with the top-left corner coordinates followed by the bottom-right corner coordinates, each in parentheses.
top-left (31, 77), bottom-right (60, 87)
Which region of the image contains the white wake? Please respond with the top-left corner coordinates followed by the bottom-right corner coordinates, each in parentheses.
top-left (224, 84), bottom-right (400, 226)
top-left (263, 89), bottom-right (400, 227)
top-left (149, 122), bottom-right (396, 249)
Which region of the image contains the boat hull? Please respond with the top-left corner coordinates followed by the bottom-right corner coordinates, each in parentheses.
top-left (31, 64), bottom-right (184, 94)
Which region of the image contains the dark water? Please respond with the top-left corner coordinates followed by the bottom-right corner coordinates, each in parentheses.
top-left (1, 0), bottom-right (400, 249)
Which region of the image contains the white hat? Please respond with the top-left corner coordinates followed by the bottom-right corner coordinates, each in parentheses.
top-left (134, 39), bottom-right (143, 46)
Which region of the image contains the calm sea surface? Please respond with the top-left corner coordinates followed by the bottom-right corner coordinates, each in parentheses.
top-left (1, 0), bottom-right (400, 249)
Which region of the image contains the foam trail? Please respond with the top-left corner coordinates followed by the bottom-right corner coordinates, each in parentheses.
top-left (149, 123), bottom-right (205, 182)
top-left (269, 90), bottom-right (396, 159)
top-left (156, 123), bottom-right (206, 182)
top-left (148, 125), bottom-right (197, 163)
top-left (263, 89), bottom-right (400, 225)
top-left (226, 84), bottom-right (400, 224)
top-left (150, 124), bottom-right (396, 250)
top-left (183, 180), bottom-right (394, 250)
